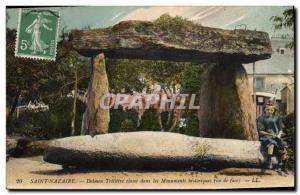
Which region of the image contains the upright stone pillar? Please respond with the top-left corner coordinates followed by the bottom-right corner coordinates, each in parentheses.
top-left (198, 62), bottom-right (258, 140)
top-left (82, 53), bottom-right (110, 136)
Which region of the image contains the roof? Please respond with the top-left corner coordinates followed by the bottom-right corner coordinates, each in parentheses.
top-left (251, 92), bottom-right (276, 98)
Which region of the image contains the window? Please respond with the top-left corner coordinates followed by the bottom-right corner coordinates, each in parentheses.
top-left (256, 77), bottom-right (265, 91)
top-left (276, 48), bottom-right (280, 53)
top-left (258, 97), bottom-right (264, 103)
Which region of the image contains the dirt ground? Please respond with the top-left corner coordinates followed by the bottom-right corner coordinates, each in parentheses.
top-left (6, 156), bottom-right (294, 190)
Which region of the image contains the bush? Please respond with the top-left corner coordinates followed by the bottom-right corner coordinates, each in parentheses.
top-left (282, 112), bottom-right (295, 171)
top-left (177, 111), bottom-right (199, 136)
top-left (120, 119), bottom-right (136, 132)
top-left (139, 110), bottom-right (162, 131)
top-left (9, 98), bottom-right (85, 139)
top-left (109, 107), bottom-right (139, 133)
top-left (181, 63), bottom-right (206, 94)
top-left (154, 14), bottom-right (194, 31)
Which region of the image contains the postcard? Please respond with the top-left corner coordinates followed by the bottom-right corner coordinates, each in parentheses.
top-left (6, 6), bottom-right (295, 190)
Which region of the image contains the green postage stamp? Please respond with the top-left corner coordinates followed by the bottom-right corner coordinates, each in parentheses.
top-left (15, 9), bottom-right (60, 61)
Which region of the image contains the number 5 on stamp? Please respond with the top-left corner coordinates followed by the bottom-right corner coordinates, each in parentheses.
top-left (15, 9), bottom-right (60, 61)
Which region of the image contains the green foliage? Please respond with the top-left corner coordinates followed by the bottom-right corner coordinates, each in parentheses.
top-left (6, 29), bottom-right (54, 101)
top-left (177, 111), bottom-right (199, 136)
top-left (139, 110), bottom-right (162, 131)
top-left (160, 111), bottom-right (169, 130)
top-left (141, 60), bottom-right (186, 91)
top-left (9, 98), bottom-right (85, 139)
top-left (270, 8), bottom-right (294, 30)
top-left (282, 112), bottom-right (295, 171)
top-left (106, 59), bottom-right (146, 93)
top-left (109, 107), bottom-right (123, 133)
top-left (109, 108), bottom-right (139, 133)
top-left (120, 119), bottom-right (136, 132)
top-left (270, 8), bottom-right (294, 48)
top-left (6, 27), bottom-right (90, 134)
top-left (106, 58), bottom-right (194, 94)
top-left (153, 14), bottom-right (196, 45)
top-left (106, 58), bottom-right (206, 134)
top-left (181, 63), bottom-right (207, 94)
top-left (154, 14), bottom-right (194, 31)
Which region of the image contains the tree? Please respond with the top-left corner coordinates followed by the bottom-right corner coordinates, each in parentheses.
top-left (106, 59), bottom-right (146, 93)
top-left (6, 29), bottom-right (54, 130)
top-left (270, 8), bottom-right (294, 48)
top-left (6, 27), bottom-right (90, 135)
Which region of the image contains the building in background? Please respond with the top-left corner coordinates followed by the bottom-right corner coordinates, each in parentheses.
top-left (280, 83), bottom-right (294, 115)
top-left (243, 34), bottom-right (294, 116)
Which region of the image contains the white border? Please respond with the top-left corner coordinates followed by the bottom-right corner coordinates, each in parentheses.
top-left (2, 1), bottom-right (299, 195)
top-left (14, 8), bottom-right (60, 61)
top-left (3, 0), bottom-right (299, 6)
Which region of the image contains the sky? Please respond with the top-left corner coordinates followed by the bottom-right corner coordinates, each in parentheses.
top-left (6, 6), bottom-right (293, 36)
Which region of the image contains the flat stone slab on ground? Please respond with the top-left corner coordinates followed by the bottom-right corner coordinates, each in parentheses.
top-left (44, 131), bottom-right (265, 170)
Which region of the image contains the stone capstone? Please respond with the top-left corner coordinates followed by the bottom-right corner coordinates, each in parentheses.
top-left (70, 20), bottom-right (272, 63)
